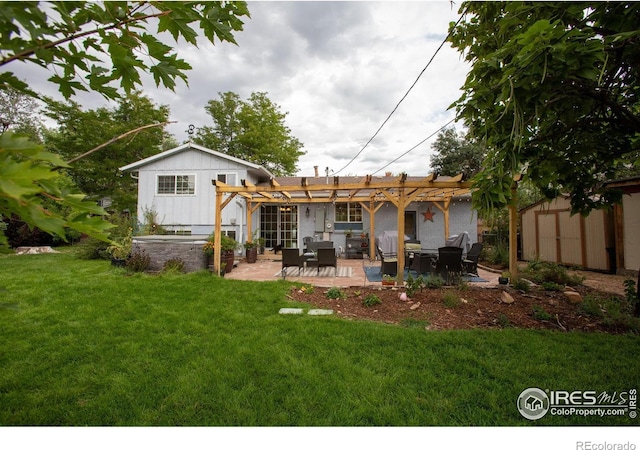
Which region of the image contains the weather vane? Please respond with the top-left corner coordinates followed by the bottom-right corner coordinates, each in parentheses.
top-left (186, 124), bottom-right (195, 141)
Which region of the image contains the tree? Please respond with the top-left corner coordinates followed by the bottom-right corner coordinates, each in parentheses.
top-left (449, 2), bottom-right (640, 216)
top-left (0, 87), bottom-right (44, 142)
top-left (44, 92), bottom-right (170, 212)
top-left (429, 127), bottom-right (485, 179)
top-left (194, 91), bottom-right (305, 176)
top-left (0, 1), bottom-right (250, 247)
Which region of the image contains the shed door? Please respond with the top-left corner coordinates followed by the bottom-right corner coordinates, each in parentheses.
top-left (537, 213), bottom-right (558, 262)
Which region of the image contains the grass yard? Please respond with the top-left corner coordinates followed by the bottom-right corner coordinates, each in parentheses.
top-left (1, 251), bottom-right (639, 426)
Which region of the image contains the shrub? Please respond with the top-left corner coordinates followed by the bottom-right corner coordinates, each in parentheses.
top-left (163, 258), bottom-right (185, 273)
top-left (442, 292), bottom-right (460, 308)
top-left (511, 277), bottom-right (530, 292)
top-left (522, 261), bottom-right (583, 286)
top-left (405, 274), bottom-right (424, 297)
top-left (326, 287), bottom-right (346, 300)
top-left (362, 294), bottom-right (382, 307)
top-left (126, 249), bottom-right (150, 272)
top-left (541, 281), bottom-right (564, 291)
top-left (532, 305), bottom-right (552, 321)
top-left (423, 274), bottom-right (445, 289)
top-left (487, 242), bottom-right (509, 267)
top-left (76, 237), bottom-right (110, 260)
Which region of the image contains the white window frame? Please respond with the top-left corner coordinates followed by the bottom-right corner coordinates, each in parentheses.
top-left (216, 172), bottom-right (237, 186)
top-left (156, 174), bottom-right (196, 196)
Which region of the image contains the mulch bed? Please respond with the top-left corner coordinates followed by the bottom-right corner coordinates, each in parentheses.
top-left (287, 284), bottom-right (632, 333)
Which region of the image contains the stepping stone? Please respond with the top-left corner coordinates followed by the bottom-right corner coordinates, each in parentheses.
top-left (279, 308), bottom-right (304, 315)
top-left (308, 309), bottom-right (334, 315)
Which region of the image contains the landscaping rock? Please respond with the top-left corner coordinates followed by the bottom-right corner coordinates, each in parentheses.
top-left (564, 290), bottom-right (583, 304)
top-left (279, 308), bottom-right (304, 315)
top-left (308, 309), bottom-right (334, 315)
top-left (410, 302), bottom-right (421, 310)
top-left (15, 246), bottom-right (59, 255)
top-left (500, 291), bottom-right (515, 304)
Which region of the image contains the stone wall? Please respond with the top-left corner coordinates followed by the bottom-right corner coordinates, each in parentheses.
top-left (132, 236), bottom-right (209, 273)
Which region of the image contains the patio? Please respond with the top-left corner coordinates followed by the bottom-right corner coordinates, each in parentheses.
top-left (224, 250), bottom-right (501, 288)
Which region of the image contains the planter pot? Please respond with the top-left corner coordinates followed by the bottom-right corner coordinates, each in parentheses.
top-left (245, 247), bottom-right (258, 263)
top-left (222, 250), bottom-right (234, 273)
top-left (498, 277), bottom-right (509, 285)
top-left (382, 280), bottom-right (396, 286)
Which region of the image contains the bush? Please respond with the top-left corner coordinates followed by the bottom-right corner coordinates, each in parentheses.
top-left (362, 294), bottom-right (382, 307)
top-left (511, 277), bottom-right (530, 292)
top-left (541, 281), bottom-right (564, 291)
top-left (326, 287), bottom-right (346, 300)
top-left (405, 274), bottom-right (424, 297)
top-left (532, 305), bottom-right (552, 321)
top-left (486, 242), bottom-right (509, 267)
top-left (423, 274), bottom-right (445, 289)
top-left (522, 261), bottom-right (583, 286)
top-left (126, 249), bottom-right (150, 272)
top-left (442, 292), bottom-right (460, 308)
top-left (163, 258), bottom-right (185, 273)
top-left (76, 237), bottom-right (110, 260)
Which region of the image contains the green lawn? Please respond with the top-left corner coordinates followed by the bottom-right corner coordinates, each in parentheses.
top-left (1, 251), bottom-right (638, 426)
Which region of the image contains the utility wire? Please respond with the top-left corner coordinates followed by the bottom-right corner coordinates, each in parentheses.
top-left (334, 9), bottom-right (467, 175)
top-left (371, 118), bottom-right (455, 175)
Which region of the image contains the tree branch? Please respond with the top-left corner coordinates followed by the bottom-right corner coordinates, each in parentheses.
top-left (1, 8), bottom-right (171, 67)
top-left (66, 121), bottom-right (176, 164)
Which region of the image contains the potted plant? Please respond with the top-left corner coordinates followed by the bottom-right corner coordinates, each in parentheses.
top-left (220, 234), bottom-right (239, 273)
top-left (345, 228), bottom-right (353, 238)
top-left (499, 271), bottom-right (510, 285)
top-left (244, 229), bottom-right (261, 263)
top-left (382, 274), bottom-right (396, 286)
top-left (107, 231), bottom-right (132, 267)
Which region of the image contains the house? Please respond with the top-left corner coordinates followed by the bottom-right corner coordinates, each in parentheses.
top-left (120, 143), bottom-right (478, 273)
top-left (520, 176), bottom-right (640, 275)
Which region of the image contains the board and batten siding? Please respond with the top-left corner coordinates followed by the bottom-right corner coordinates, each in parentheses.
top-left (622, 192), bottom-right (640, 271)
top-left (520, 197), bottom-right (611, 271)
top-left (135, 148), bottom-right (256, 235)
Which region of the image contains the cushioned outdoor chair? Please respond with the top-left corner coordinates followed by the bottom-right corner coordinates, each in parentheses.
top-left (462, 242), bottom-right (483, 276)
top-left (436, 246), bottom-right (463, 285)
top-left (377, 246), bottom-right (398, 277)
top-left (281, 248), bottom-right (302, 277)
top-left (315, 247), bottom-right (337, 275)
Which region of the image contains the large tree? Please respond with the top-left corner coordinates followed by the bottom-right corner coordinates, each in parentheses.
top-left (194, 91), bottom-right (305, 176)
top-left (449, 2), bottom-right (640, 216)
top-left (429, 127), bottom-right (485, 179)
top-left (0, 1), bottom-right (250, 247)
top-left (44, 92), bottom-right (170, 212)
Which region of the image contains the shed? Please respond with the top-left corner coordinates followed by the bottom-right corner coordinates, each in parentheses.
top-left (520, 176), bottom-right (640, 275)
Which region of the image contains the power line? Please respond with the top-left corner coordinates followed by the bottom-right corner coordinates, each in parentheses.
top-left (371, 118), bottom-right (455, 175)
top-left (334, 9), bottom-right (467, 175)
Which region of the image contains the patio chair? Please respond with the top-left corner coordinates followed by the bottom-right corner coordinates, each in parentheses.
top-left (315, 247), bottom-right (337, 275)
top-left (281, 248), bottom-right (303, 277)
top-left (436, 246), bottom-right (463, 284)
top-left (418, 253), bottom-right (437, 275)
top-left (462, 242), bottom-right (483, 276)
top-left (377, 246), bottom-right (398, 277)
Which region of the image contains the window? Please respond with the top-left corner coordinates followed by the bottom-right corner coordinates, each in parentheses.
top-left (217, 173), bottom-right (237, 186)
top-left (157, 175), bottom-right (195, 195)
top-left (335, 203), bottom-right (362, 223)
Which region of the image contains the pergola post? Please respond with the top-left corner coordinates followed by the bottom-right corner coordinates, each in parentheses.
top-left (214, 190), bottom-right (223, 276)
top-left (397, 187), bottom-right (406, 283)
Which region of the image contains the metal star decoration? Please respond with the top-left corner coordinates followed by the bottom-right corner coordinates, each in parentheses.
top-left (422, 205), bottom-right (435, 222)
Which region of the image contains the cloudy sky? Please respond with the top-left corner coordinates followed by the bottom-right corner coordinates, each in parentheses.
top-left (18, 1), bottom-right (471, 177)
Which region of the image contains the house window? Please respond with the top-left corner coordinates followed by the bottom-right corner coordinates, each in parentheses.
top-left (335, 202), bottom-right (362, 223)
top-left (157, 175), bottom-right (195, 195)
top-left (217, 173), bottom-right (237, 186)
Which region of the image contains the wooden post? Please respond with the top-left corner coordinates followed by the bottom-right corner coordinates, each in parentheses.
top-left (397, 188), bottom-right (406, 284)
top-left (246, 200), bottom-right (253, 244)
top-left (214, 190), bottom-right (223, 275)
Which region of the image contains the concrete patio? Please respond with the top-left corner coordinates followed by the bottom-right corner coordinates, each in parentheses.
top-left (223, 251), bottom-right (501, 288)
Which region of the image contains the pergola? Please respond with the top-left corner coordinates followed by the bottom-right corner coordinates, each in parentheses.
top-left (211, 173), bottom-right (519, 283)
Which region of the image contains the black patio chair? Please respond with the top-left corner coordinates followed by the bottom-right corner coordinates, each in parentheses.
top-left (316, 247), bottom-right (337, 275)
top-left (462, 242), bottom-right (483, 276)
top-left (281, 248), bottom-right (302, 277)
top-left (377, 246), bottom-right (398, 276)
top-left (436, 246), bottom-right (463, 285)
